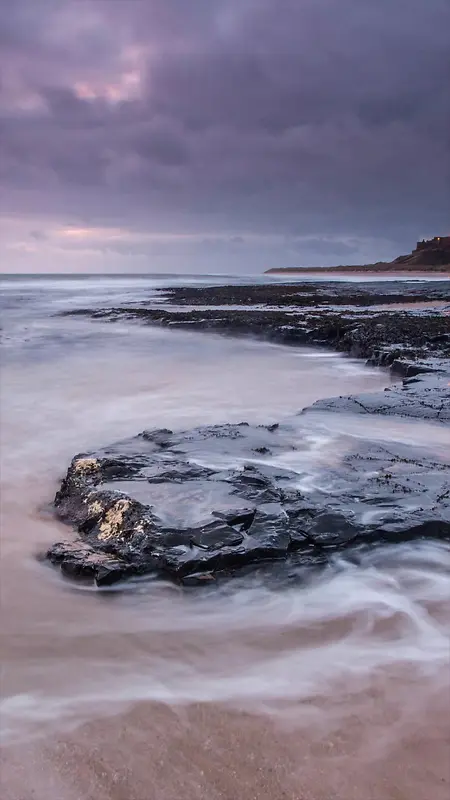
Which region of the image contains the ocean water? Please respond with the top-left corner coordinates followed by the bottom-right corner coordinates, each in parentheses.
top-left (1, 274), bottom-right (449, 800)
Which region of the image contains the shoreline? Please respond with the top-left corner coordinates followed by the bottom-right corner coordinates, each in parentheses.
top-left (48, 278), bottom-right (450, 588)
top-left (3, 688), bottom-right (450, 800)
top-left (265, 268), bottom-right (450, 278)
top-left (1, 275), bottom-right (449, 800)
top-left (62, 279), bottom-right (450, 377)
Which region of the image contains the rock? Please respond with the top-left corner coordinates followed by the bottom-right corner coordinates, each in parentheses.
top-left (59, 283), bottom-right (450, 370)
top-left (44, 416), bottom-right (450, 588)
top-left (141, 428), bottom-right (174, 447)
top-left (301, 511), bottom-right (360, 548)
top-left (47, 541), bottom-right (133, 586)
top-left (212, 507), bottom-right (256, 528)
top-left (305, 371), bottom-right (450, 422)
top-left (145, 463), bottom-right (216, 482)
top-left (47, 277), bottom-right (450, 588)
top-left (189, 520), bottom-right (245, 550)
top-left (181, 572), bottom-right (216, 587)
top-left (243, 504), bottom-right (291, 558)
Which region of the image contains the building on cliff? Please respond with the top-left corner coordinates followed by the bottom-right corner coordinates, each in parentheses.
top-left (416, 236), bottom-right (450, 251)
top-left (392, 236), bottom-right (450, 267)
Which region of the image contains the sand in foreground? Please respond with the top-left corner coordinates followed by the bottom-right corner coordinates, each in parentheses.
top-left (2, 686), bottom-right (449, 800)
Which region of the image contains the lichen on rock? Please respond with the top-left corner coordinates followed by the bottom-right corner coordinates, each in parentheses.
top-left (74, 457), bottom-right (100, 475)
top-left (97, 499), bottom-right (131, 541)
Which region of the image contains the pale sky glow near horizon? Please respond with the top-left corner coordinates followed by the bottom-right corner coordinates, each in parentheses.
top-left (1, 1), bottom-right (449, 274)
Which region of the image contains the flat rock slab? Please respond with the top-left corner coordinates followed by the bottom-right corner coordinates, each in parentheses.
top-left (45, 418), bottom-right (450, 588)
top-left (307, 371), bottom-right (450, 422)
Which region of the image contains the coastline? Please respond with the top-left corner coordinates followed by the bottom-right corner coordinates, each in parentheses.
top-left (49, 278), bottom-right (450, 588)
top-left (61, 279), bottom-right (450, 377)
top-left (2, 274), bottom-right (449, 800)
top-left (265, 268), bottom-right (450, 277)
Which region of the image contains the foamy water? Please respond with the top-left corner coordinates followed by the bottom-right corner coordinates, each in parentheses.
top-left (1, 275), bottom-right (449, 799)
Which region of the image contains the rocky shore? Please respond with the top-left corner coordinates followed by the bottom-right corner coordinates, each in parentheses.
top-left (46, 280), bottom-right (450, 587)
top-left (64, 281), bottom-right (450, 372)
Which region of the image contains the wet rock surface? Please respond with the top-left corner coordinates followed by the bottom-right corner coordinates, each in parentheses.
top-left (46, 419), bottom-right (450, 587)
top-left (61, 280), bottom-right (450, 378)
top-left (47, 280), bottom-right (450, 587)
top-left (157, 280), bottom-right (450, 308)
top-left (308, 371), bottom-right (450, 422)
top-left (61, 281), bottom-right (450, 421)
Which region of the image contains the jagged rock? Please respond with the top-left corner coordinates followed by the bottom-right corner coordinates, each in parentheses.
top-left (46, 541), bottom-right (134, 586)
top-left (212, 507), bottom-right (256, 528)
top-left (59, 281), bottom-right (450, 373)
top-left (306, 371), bottom-right (450, 422)
top-left (46, 276), bottom-right (450, 588)
top-left (43, 416), bottom-right (450, 587)
top-left (301, 511), bottom-right (360, 548)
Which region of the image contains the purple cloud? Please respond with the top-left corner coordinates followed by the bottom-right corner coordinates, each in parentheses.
top-left (1, 0), bottom-right (449, 271)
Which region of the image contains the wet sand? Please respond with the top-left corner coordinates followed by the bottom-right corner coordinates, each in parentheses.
top-left (2, 693), bottom-right (449, 800)
top-left (2, 484), bottom-right (449, 800)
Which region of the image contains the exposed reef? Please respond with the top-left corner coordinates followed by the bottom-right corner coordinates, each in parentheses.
top-left (47, 417), bottom-right (450, 587)
top-left (46, 279), bottom-right (450, 587)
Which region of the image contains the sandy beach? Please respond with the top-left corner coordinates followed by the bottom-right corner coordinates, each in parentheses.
top-left (2, 689), bottom-right (449, 800)
top-left (266, 270), bottom-right (450, 280)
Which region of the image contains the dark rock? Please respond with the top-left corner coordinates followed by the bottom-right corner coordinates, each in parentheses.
top-left (244, 504), bottom-right (291, 558)
top-left (305, 371), bottom-right (450, 422)
top-left (301, 511), bottom-right (360, 548)
top-left (47, 277), bottom-right (450, 588)
top-left (46, 541), bottom-right (133, 586)
top-left (59, 283), bottom-right (450, 371)
top-left (364, 515), bottom-right (450, 545)
top-left (181, 572), bottom-right (216, 587)
top-left (44, 415), bottom-right (450, 587)
top-left (231, 465), bottom-right (274, 488)
top-left (145, 463), bottom-right (215, 483)
top-left (212, 507), bottom-right (256, 529)
top-left (141, 428), bottom-right (174, 447)
top-left (189, 521), bottom-right (245, 550)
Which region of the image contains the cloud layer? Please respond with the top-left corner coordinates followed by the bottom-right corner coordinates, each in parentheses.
top-left (1, 0), bottom-right (449, 272)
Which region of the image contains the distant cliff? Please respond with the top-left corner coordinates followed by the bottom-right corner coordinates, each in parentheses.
top-left (265, 237), bottom-right (450, 274)
top-left (393, 237), bottom-right (450, 267)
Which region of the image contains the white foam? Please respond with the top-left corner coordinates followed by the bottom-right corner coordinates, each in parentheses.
top-left (2, 541), bottom-right (449, 745)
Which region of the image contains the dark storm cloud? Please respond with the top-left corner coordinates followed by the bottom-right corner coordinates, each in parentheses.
top-left (1, 0), bottom-right (449, 270)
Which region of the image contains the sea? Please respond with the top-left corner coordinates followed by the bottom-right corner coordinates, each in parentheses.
top-left (1, 273), bottom-right (449, 800)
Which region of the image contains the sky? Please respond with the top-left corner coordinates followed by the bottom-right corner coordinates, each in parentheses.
top-left (1, 0), bottom-right (449, 274)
